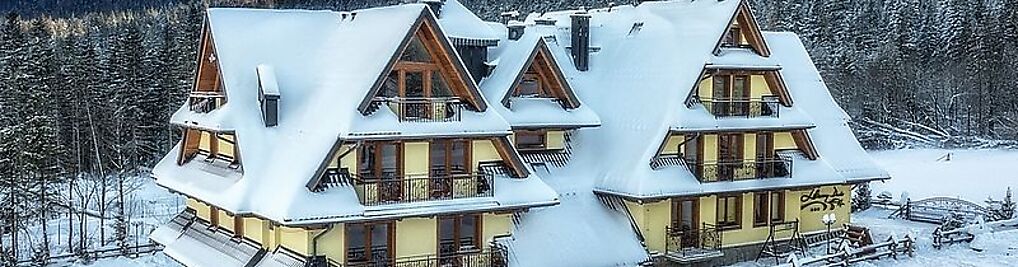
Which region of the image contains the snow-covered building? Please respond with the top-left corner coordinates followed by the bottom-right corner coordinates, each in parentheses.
top-left (149, 3), bottom-right (561, 267)
top-left (150, 0), bottom-right (889, 266)
top-left (485, 0), bottom-right (890, 265)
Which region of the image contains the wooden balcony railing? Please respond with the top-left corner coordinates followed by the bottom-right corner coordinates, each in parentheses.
top-left (371, 97), bottom-right (464, 122)
top-left (664, 223), bottom-right (723, 261)
top-left (694, 96), bottom-right (780, 118)
top-left (188, 91), bottom-right (226, 113)
top-left (340, 247), bottom-right (508, 267)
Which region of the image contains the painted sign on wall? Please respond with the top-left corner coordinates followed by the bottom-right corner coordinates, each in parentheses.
top-left (800, 187), bottom-right (846, 212)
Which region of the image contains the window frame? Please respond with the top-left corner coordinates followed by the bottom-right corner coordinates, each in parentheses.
top-left (716, 194), bottom-right (742, 230)
top-left (358, 141), bottom-right (404, 181)
top-left (437, 214), bottom-right (483, 256)
top-left (515, 130), bottom-right (548, 151)
top-left (770, 191), bottom-right (785, 223)
top-left (753, 192), bottom-right (769, 227)
top-left (345, 221), bottom-right (396, 266)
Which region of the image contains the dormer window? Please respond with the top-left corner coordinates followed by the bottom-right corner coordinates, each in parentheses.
top-left (514, 72), bottom-right (551, 98)
top-left (515, 130), bottom-right (547, 150)
top-left (178, 128), bottom-right (241, 170)
top-left (722, 27), bottom-right (742, 47)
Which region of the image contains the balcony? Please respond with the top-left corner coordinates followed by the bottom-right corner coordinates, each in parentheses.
top-left (188, 91), bottom-right (226, 113)
top-left (664, 223), bottom-right (723, 263)
top-left (337, 248), bottom-right (508, 267)
top-left (693, 96), bottom-right (779, 118)
top-left (651, 155), bottom-right (792, 183)
top-left (316, 168), bottom-right (496, 206)
top-left (693, 158), bottom-right (792, 183)
top-left (371, 97), bottom-right (464, 122)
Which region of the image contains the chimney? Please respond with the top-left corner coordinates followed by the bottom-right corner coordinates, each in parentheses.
top-left (256, 65), bottom-right (281, 127)
top-left (508, 21), bottom-right (525, 41)
top-left (570, 13), bottom-right (591, 71)
top-left (500, 10), bottom-right (520, 24)
top-left (422, 0), bottom-right (444, 18)
top-left (534, 17), bottom-right (557, 26)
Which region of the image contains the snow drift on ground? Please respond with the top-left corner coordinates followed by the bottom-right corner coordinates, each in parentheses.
top-left (868, 149), bottom-right (1018, 202)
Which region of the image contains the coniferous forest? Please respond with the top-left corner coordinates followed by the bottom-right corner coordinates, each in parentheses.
top-left (0, 0), bottom-right (1016, 264)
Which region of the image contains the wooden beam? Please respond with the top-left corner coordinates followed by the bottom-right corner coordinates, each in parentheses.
top-left (491, 136), bottom-right (531, 178)
top-left (791, 129), bottom-right (819, 160)
top-left (763, 71), bottom-right (793, 106)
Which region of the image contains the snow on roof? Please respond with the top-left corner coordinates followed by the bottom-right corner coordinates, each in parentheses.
top-left (503, 0), bottom-right (886, 198)
top-left (480, 31), bottom-right (601, 128)
top-left (154, 5), bottom-right (558, 224)
top-left (708, 47), bottom-right (780, 69)
top-left (256, 64), bottom-right (280, 97)
top-left (434, 0), bottom-right (499, 41)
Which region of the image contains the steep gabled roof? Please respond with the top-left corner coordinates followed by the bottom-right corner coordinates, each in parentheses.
top-left (479, 31), bottom-right (600, 129)
top-left (516, 0), bottom-right (885, 199)
top-left (153, 5), bottom-right (558, 224)
top-left (355, 7), bottom-right (489, 114)
top-left (713, 0), bottom-right (771, 57)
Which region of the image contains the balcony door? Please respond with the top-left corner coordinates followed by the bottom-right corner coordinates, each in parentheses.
top-left (756, 132), bottom-right (775, 178)
top-left (683, 135), bottom-right (702, 178)
top-left (359, 142), bottom-right (403, 202)
top-left (381, 34), bottom-right (456, 120)
top-left (346, 222), bottom-right (394, 267)
top-left (717, 133), bottom-right (744, 181)
top-left (430, 140), bottom-right (472, 198)
top-left (672, 198), bottom-right (700, 248)
top-left (439, 214), bottom-right (481, 266)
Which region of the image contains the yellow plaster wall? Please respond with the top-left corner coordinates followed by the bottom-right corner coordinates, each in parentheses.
top-left (775, 132), bottom-right (796, 150)
top-left (217, 210), bottom-right (235, 232)
top-left (242, 217), bottom-right (265, 245)
top-left (187, 198), bottom-right (212, 222)
top-left (546, 131), bottom-right (566, 150)
top-left (625, 200), bottom-right (672, 253)
top-left (313, 225), bottom-right (346, 264)
top-left (329, 144), bottom-right (359, 172)
top-left (396, 218), bottom-right (437, 258)
top-left (703, 134), bottom-right (718, 162)
top-left (663, 134), bottom-right (684, 155)
top-left (472, 140), bottom-right (500, 168)
top-left (198, 131), bottom-right (212, 152)
top-left (278, 226), bottom-right (312, 256)
top-left (792, 185), bottom-right (852, 233)
top-left (482, 213), bottom-right (512, 246)
top-left (743, 133), bottom-right (757, 161)
top-left (750, 75), bottom-right (771, 98)
top-left (698, 77), bottom-right (712, 98)
top-left (217, 134), bottom-right (235, 158)
top-left (404, 142), bottom-right (430, 179)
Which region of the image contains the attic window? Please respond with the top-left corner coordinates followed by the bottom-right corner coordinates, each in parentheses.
top-left (514, 72), bottom-right (551, 98)
top-left (178, 128), bottom-right (241, 169)
top-left (722, 27), bottom-right (742, 47)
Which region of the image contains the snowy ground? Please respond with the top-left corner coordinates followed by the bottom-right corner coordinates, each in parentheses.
top-left (67, 253), bottom-right (180, 267)
top-left (868, 149), bottom-right (1018, 202)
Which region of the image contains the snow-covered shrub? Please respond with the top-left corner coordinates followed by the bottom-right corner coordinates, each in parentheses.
top-left (986, 187), bottom-right (1016, 221)
top-left (852, 182), bottom-right (873, 212)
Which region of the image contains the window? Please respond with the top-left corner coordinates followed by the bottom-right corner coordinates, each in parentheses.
top-left (358, 142), bottom-right (402, 180)
top-left (346, 222), bottom-right (394, 266)
top-left (515, 72), bottom-right (549, 97)
top-left (439, 214), bottom-right (481, 262)
top-left (723, 27), bottom-right (741, 47)
top-left (712, 75), bottom-right (730, 100)
top-left (716, 194), bottom-right (741, 230)
top-left (756, 132), bottom-right (774, 160)
top-left (770, 192), bottom-right (785, 222)
top-left (753, 192), bottom-right (769, 227)
top-left (430, 140), bottom-right (472, 198)
top-left (672, 198), bottom-right (699, 231)
top-left (753, 191), bottom-right (785, 227)
top-left (733, 75), bottom-right (750, 99)
top-left (382, 34), bottom-right (455, 99)
top-left (515, 130), bottom-right (547, 150)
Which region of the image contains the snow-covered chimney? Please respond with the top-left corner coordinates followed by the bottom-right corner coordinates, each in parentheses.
top-left (508, 21), bottom-right (525, 41)
top-left (570, 12), bottom-right (591, 71)
top-left (422, 0), bottom-right (445, 18)
top-left (256, 65), bottom-right (280, 127)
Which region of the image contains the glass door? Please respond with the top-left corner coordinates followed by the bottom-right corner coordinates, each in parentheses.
top-left (673, 198), bottom-right (700, 249)
top-left (346, 222), bottom-right (394, 267)
top-left (439, 214), bottom-right (480, 266)
top-left (430, 140), bottom-right (471, 199)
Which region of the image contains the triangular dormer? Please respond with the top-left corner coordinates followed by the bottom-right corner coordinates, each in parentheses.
top-left (357, 7), bottom-right (488, 115)
top-left (715, 0), bottom-right (771, 57)
top-left (194, 21), bottom-right (225, 95)
top-left (501, 39), bottom-right (581, 109)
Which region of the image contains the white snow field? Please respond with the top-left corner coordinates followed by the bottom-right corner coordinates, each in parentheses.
top-left (868, 149), bottom-right (1018, 202)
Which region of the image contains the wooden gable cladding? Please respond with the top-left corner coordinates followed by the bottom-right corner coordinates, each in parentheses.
top-left (357, 8), bottom-right (488, 114)
top-left (762, 70), bottom-right (792, 106)
top-left (715, 0), bottom-right (771, 57)
top-left (194, 21), bottom-right (224, 94)
top-left (491, 136), bottom-right (531, 178)
top-left (791, 129), bottom-right (819, 160)
top-left (501, 40), bottom-right (582, 109)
